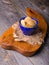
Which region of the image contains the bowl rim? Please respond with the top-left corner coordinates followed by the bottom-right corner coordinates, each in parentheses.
top-left (19, 16), bottom-right (38, 29)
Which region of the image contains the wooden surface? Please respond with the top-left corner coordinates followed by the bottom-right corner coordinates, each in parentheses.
top-left (0, 0), bottom-right (49, 65)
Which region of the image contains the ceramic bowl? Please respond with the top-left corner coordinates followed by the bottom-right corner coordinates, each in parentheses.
top-left (19, 16), bottom-right (38, 35)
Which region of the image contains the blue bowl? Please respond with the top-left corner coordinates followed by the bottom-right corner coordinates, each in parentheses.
top-left (19, 16), bottom-right (38, 35)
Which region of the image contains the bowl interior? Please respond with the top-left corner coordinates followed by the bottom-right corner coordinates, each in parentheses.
top-left (19, 16), bottom-right (38, 29)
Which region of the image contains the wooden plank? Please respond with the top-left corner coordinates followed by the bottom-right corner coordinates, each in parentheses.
top-left (0, 0), bottom-right (20, 65)
top-left (0, 47), bottom-right (19, 65)
top-left (8, 51), bottom-right (34, 65)
top-left (0, 0), bottom-right (49, 65)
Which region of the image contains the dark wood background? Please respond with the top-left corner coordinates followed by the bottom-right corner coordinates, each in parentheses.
top-left (0, 0), bottom-right (49, 65)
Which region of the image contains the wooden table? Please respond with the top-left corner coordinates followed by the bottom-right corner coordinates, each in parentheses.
top-left (0, 0), bottom-right (49, 65)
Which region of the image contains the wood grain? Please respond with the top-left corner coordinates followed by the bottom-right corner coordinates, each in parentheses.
top-left (0, 0), bottom-right (49, 65)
